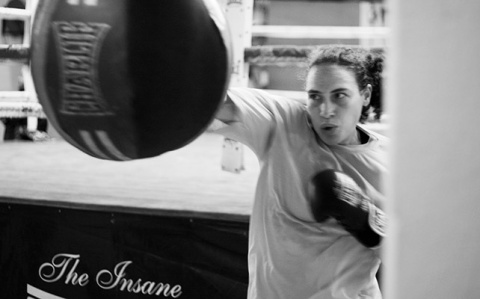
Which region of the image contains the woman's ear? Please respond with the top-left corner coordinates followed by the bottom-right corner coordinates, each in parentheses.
top-left (362, 84), bottom-right (372, 107)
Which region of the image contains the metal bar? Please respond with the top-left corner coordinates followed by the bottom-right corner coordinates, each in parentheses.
top-left (0, 91), bottom-right (34, 102)
top-left (252, 25), bottom-right (389, 39)
top-left (0, 7), bottom-right (31, 21)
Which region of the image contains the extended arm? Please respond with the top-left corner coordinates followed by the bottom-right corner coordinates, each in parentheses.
top-left (215, 95), bottom-right (239, 124)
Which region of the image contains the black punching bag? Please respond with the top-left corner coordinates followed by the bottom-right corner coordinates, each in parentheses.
top-left (31, 0), bottom-right (232, 160)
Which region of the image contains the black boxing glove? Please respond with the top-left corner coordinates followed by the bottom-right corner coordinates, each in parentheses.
top-left (308, 169), bottom-right (386, 248)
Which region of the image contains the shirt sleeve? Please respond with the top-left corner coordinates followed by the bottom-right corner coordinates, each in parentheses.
top-left (212, 88), bottom-right (277, 157)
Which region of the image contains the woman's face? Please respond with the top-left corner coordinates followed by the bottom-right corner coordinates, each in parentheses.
top-left (306, 64), bottom-right (371, 146)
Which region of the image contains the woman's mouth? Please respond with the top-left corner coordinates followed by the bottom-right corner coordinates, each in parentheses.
top-left (321, 124), bottom-right (338, 133)
top-left (318, 124), bottom-right (340, 139)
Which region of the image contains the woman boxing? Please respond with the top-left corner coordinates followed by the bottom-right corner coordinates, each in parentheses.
top-left (213, 45), bottom-right (387, 299)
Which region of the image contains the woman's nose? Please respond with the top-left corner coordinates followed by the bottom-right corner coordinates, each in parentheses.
top-left (319, 100), bottom-right (335, 118)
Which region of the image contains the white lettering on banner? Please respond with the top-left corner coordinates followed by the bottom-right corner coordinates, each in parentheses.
top-left (37, 253), bottom-right (183, 297)
top-left (38, 253), bottom-right (89, 286)
top-left (97, 261), bottom-right (182, 298)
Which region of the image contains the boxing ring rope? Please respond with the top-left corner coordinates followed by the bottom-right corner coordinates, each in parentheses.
top-left (0, 44), bottom-right (29, 63)
top-left (244, 45), bottom-right (384, 66)
top-left (252, 25), bottom-right (389, 40)
top-left (245, 45), bottom-right (313, 66)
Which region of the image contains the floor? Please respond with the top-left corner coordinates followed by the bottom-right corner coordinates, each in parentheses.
top-left (0, 132), bottom-right (259, 221)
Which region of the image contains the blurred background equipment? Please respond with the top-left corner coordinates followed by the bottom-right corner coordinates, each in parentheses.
top-left (0, 0), bottom-right (50, 141)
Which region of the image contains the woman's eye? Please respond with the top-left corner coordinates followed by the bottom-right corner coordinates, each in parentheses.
top-left (308, 94), bottom-right (322, 102)
top-left (333, 93), bottom-right (349, 103)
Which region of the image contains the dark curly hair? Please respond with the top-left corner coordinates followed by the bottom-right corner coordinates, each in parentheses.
top-left (305, 45), bottom-right (384, 122)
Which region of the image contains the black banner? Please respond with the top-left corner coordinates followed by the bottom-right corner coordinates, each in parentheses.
top-left (0, 202), bottom-right (249, 298)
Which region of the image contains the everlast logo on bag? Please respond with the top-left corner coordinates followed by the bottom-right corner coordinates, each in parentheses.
top-left (52, 21), bottom-right (112, 116)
